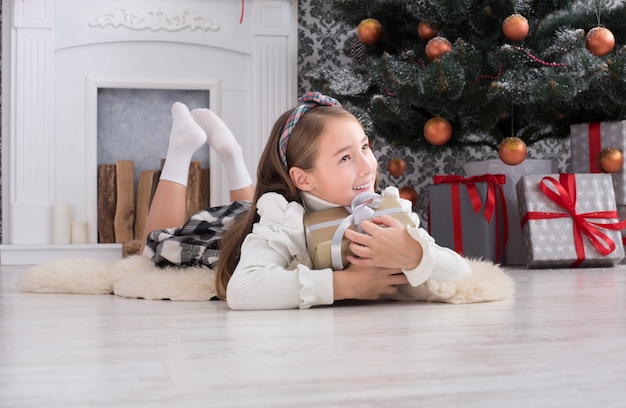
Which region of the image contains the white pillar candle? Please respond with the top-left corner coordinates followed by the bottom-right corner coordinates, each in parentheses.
top-left (51, 204), bottom-right (71, 244)
top-left (70, 221), bottom-right (89, 244)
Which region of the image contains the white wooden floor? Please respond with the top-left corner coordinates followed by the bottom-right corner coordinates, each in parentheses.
top-left (1, 264), bottom-right (625, 408)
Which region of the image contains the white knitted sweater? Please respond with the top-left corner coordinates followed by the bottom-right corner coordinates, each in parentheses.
top-left (227, 187), bottom-right (473, 310)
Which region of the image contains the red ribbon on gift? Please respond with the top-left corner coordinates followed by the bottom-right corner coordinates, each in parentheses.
top-left (520, 173), bottom-right (626, 267)
top-left (432, 174), bottom-right (508, 263)
top-left (588, 122), bottom-right (602, 173)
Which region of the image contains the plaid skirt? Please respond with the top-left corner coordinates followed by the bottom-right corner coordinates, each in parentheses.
top-left (144, 200), bottom-right (251, 269)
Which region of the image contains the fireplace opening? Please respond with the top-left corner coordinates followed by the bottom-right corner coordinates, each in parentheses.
top-left (96, 88), bottom-right (213, 245)
top-left (97, 88), bottom-right (212, 189)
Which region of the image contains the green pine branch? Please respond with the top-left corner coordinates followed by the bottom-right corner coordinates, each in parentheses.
top-left (308, 0), bottom-right (626, 149)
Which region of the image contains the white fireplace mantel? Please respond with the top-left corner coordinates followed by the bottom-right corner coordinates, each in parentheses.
top-left (1, 0), bottom-right (298, 265)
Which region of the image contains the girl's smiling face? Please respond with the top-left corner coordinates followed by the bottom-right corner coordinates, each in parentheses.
top-left (301, 117), bottom-right (378, 206)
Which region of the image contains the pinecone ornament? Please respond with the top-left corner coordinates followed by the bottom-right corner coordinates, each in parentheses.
top-left (350, 38), bottom-right (366, 64)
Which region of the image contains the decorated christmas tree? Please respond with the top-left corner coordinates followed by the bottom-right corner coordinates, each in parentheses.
top-left (309, 0), bottom-right (626, 163)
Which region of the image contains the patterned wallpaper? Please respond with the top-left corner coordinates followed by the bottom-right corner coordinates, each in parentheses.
top-left (0, 1), bottom-right (570, 241)
top-left (298, 0), bottom-right (569, 221)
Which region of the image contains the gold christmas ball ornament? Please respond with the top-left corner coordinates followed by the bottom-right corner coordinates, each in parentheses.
top-left (498, 136), bottom-right (527, 165)
top-left (425, 36), bottom-right (453, 61)
top-left (418, 22), bottom-right (437, 42)
top-left (423, 117), bottom-right (452, 145)
top-left (356, 18), bottom-right (383, 45)
top-left (597, 147), bottom-right (624, 173)
top-left (399, 186), bottom-right (419, 209)
top-left (387, 157), bottom-right (407, 177)
top-left (586, 26), bottom-right (615, 57)
top-left (502, 14), bottom-right (529, 42)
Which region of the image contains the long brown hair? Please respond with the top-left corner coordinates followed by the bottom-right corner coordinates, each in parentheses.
top-left (214, 105), bottom-right (365, 299)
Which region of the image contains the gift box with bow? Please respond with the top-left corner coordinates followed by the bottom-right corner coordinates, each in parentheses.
top-left (517, 173), bottom-right (626, 268)
top-left (571, 121), bottom-right (626, 204)
top-left (428, 174), bottom-right (508, 264)
top-left (462, 159), bottom-right (556, 265)
top-left (303, 192), bottom-right (415, 270)
top-left (618, 205), bottom-right (626, 257)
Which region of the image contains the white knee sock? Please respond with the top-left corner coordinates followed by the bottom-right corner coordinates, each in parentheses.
top-left (190, 108), bottom-right (252, 191)
top-left (160, 102), bottom-right (207, 186)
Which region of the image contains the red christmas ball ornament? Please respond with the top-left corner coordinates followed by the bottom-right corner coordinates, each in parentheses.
top-left (418, 22), bottom-right (437, 42)
top-left (423, 117), bottom-right (452, 145)
top-left (498, 136), bottom-right (527, 165)
top-left (597, 147), bottom-right (624, 173)
top-left (502, 14), bottom-right (529, 42)
top-left (399, 186), bottom-right (419, 209)
top-left (425, 36), bottom-right (452, 61)
top-left (387, 157), bottom-right (407, 177)
top-left (586, 26), bottom-right (615, 57)
top-left (356, 18), bottom-right (383, 45)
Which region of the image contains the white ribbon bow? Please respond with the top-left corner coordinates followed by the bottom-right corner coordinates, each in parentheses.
top-left (330, 192), bottom-right (382, 270)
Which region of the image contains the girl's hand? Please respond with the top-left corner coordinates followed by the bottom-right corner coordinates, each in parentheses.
top-left (344, 214), bottom-right (423, 270)
top-left (332, 265), bottom-right (408, 300)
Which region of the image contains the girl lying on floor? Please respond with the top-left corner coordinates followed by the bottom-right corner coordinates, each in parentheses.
top-left (19, 92), bottom-right (514, 308)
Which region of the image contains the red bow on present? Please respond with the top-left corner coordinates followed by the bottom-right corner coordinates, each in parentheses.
top-left (521, 173), bottom-right (626, 267)
top-left (432, 174), bottom-right (508, 262)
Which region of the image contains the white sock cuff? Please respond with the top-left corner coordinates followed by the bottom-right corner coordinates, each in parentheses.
top-left (225, 166), bottom-right (252, 191)
top-left (218, 145), bottom-right (252, 191)
top-left (159, 164), bottom-right (188, 187)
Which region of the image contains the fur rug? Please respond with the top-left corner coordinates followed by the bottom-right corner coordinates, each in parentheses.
top-left (17, 256), bottom-right (515, 303)
top-left (18, 256), bottom-right (217, 301)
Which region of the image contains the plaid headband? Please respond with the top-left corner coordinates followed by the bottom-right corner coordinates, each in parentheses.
top-left (279, 91), bottom-right (341, 168)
